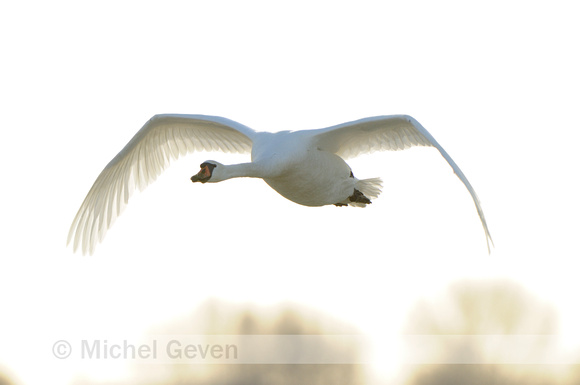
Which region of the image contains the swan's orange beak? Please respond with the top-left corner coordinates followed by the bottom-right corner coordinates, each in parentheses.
top-left (191, 165), bottom-right (211, 183)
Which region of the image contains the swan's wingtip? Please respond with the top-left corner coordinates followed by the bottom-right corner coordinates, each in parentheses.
top-left (485, 234), bottom-right (495, 255)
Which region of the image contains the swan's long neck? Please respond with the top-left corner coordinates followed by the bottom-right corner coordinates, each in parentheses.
top-left (215, 162), bottom-right (274, 182)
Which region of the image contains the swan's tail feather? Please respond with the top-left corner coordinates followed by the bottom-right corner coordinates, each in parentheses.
top-left (350, 177), bottom-right (383, 207)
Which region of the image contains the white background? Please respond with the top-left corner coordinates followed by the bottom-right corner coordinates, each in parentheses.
top-left (1, 1), bottom-right (579, 384)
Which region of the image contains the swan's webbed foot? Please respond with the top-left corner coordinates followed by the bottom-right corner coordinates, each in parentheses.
top-left (334, 189), bottom-right (372, 207)
top-left (349, 189), bottom-right (371, 204)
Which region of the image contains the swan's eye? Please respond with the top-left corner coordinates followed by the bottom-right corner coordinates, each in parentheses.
top-left (191, 163), bottom-right (215, 183)
top-left (200, 162), bottom-right (217, 172)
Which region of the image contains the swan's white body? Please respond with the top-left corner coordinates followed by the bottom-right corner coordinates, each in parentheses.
top-left (240, 130), bottom-right (381, 207)
top-left (68, 114), bottom-right (493, 255)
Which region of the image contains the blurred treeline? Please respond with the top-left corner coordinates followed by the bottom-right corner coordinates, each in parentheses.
top-left (2, 279), bottom-right (580, 384)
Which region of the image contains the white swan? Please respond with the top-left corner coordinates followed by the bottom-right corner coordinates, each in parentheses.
top-left (67, 114), bottom-right (493, 255)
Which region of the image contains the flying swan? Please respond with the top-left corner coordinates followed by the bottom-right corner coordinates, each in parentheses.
top-left (67, 114), bottom-right (493, 255)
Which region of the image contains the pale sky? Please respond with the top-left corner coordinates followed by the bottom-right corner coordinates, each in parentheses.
top-left (1, 1), bottom-right (579, 384)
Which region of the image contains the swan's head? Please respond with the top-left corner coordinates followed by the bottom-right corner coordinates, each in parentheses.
top-left (190, 161), bottom-right (222, 183)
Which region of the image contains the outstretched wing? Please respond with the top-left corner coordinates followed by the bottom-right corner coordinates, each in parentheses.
top-left (67, 114), bottom-right (255, 255)
top-left (312, 115), bottom-right (493, 252)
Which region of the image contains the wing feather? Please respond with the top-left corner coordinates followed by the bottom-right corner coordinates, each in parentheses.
top-left (67, 114), bottom-right (255, 255)
top-left (313, 115), bottom-right (494, 252)
top-left (312, 115), bottom-right (433, 158)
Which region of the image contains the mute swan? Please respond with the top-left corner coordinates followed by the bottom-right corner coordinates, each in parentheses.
top-left (67, 114), bottom-right (493, 255)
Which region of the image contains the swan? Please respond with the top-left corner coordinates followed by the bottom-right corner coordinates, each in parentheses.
top-left (67, 114), bottom-right (493, 255)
